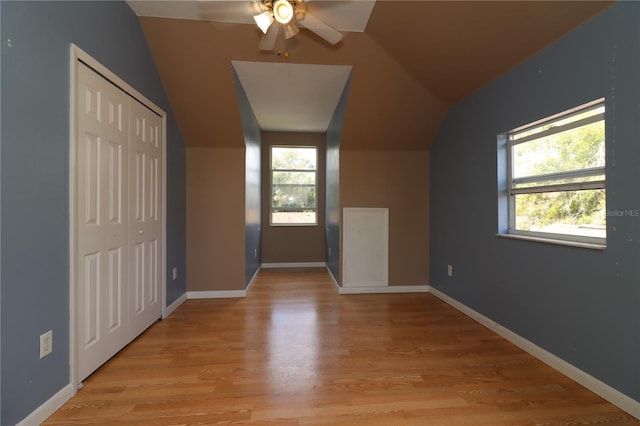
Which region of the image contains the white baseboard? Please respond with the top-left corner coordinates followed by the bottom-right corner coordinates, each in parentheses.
top-left (17, 384), bottom-right (74, 426)
top-left (339, 285), bottom-right (429, 294)
top-left (187, 289), bottom-right (246, 299)
top-left (185, 268), bottom-right (261, 300)
top-left (163, 293), bottom-right (187, 319)
top-left (428, 286), bottom-right (640, 420)
top-left (261, 262), bottom-right (326, 269)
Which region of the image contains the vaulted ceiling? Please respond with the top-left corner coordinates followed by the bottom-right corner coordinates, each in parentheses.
top-left (132, 1), bottom-right (613, 150)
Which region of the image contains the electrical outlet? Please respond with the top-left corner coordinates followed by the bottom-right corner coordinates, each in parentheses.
top-left (172, 267), bottom-right (177, 280)
top-left (40, 330), bottom-right (52, 359)
top-left (447, 264), bottom-right (453, 277)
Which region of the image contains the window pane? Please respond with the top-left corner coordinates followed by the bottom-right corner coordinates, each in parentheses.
top-left (514, 189), bottom-right (606, 239)
top-left (513, 120), bottom-right (605, 179)
top-left (272, 184), bottom-right (316, 209)
top-left (273, 171), bottom-right (316, 185)
top-left (271, 146), bottom-right (317, 226)
top-left (272, 147), bottom-right (316, 170)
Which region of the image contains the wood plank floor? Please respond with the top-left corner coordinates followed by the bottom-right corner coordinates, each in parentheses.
top-left (45, 268), bottom-right (638, 425)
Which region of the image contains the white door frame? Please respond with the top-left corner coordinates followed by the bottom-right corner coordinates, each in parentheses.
top-left (69, 44), bottom-right (167, 392)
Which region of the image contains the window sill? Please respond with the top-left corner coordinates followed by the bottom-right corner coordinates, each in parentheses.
top-left (270, 223), bottom-right (319, 227)
top-left (496, 233), bottom-right (606, 250)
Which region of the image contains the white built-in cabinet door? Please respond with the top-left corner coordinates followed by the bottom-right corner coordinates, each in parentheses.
top-left (342, 208), bottom-right (389, 287)
top-left (76, 62), bottom-right (162, 382)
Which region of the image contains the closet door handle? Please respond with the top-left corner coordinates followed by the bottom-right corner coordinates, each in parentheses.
top-left (138, 229), bottom-right (144, 235)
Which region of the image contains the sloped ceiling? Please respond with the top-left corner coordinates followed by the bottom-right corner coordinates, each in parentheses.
top-left (232, 61), bottom-right (352, 132)
top-left (133, 1), bottom-right (613, 150)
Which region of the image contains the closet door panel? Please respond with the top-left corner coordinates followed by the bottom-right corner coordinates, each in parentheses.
top-left (128, 101), bottom-right (162, 339)
top-left (76, 62), bottom-right (130, 381)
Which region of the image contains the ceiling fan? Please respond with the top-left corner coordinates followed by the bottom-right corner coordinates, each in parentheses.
top-left (250, 0), bottom-right (343, 55)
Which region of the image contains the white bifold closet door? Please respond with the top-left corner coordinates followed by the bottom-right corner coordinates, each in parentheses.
top-left (76, 62), bottom-right (162, 382)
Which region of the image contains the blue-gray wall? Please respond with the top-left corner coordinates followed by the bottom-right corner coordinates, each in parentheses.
top-left (233, 67), bottom-right (262, 285)
top-left (0, 1), bottom-right (187, 424)
top-left (430, 2), bottom-right (639, 402)
top-left (326, 76), bottom-right (352, 281)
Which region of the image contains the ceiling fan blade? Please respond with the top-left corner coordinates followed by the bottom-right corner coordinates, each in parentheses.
top-left (250, 0), bottom-right (268, 15)
top-left (259, 23), bottom-right (280, 51)
top-left (195, 1), bottom-right (254, 23)
top-left (297, 12), bottom-right (342, 45)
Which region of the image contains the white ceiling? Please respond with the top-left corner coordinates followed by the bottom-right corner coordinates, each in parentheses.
top-left (233, 61), bottom-right (352, 132)
top-left (127, 0), bottom-right (374, 132)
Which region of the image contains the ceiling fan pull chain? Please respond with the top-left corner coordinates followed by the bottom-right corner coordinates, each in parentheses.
top-left (276, 28), bottom-right (289, 58)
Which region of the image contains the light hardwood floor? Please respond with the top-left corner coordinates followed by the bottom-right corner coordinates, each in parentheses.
top-left (45, 268), bottom-right (638, 425)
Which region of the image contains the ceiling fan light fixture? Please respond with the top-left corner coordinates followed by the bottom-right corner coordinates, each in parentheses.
top-left (283, 21), bottom-right (299, 39)
top-left (253, 11), bottom-right (274, 34)
top-left (273, 0), bottom-right (294, 24)
top-left (249, 0), bottom-right (341, 54)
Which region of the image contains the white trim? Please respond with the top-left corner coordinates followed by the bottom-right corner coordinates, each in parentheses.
top-left (162, 293), bottom-right (187, 319)
top-left (269, 145), bottom-right (319, 227)
top-left (185, 268), bottom-right (260, 300)
top-left (509, 98), bottom-right (605, 136)
top-left (496, 233), bottom-right (606, 250)
top-left (261, 262), bottom-right (326, 268)
top-left (338, 285), bottom-right (429, 295)
top-left (69, 44), bottom-right (168, 392)
top-left (187, 290), bottom-right (247, 299)
top-left (73, 46), bottom-right (165, 117)
top-left (428, 286), bottom-right (640, 420)
top-left (68, 44), bottom-right (79, 397)
top-left (160, 83), bottom-right (168, 321)
top-left (17, 384), bottom-right (74, 426)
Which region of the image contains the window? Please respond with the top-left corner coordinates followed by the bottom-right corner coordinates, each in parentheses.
top-left (505, 99), bottom-right (606, 245)
top-left (271, 146), bottom-right (317, 225)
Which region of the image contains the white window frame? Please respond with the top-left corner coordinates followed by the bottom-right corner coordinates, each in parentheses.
top-left (270, 145), bottom-right (318, 226)
top-left (506, 98), bottom-right (606, 246)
